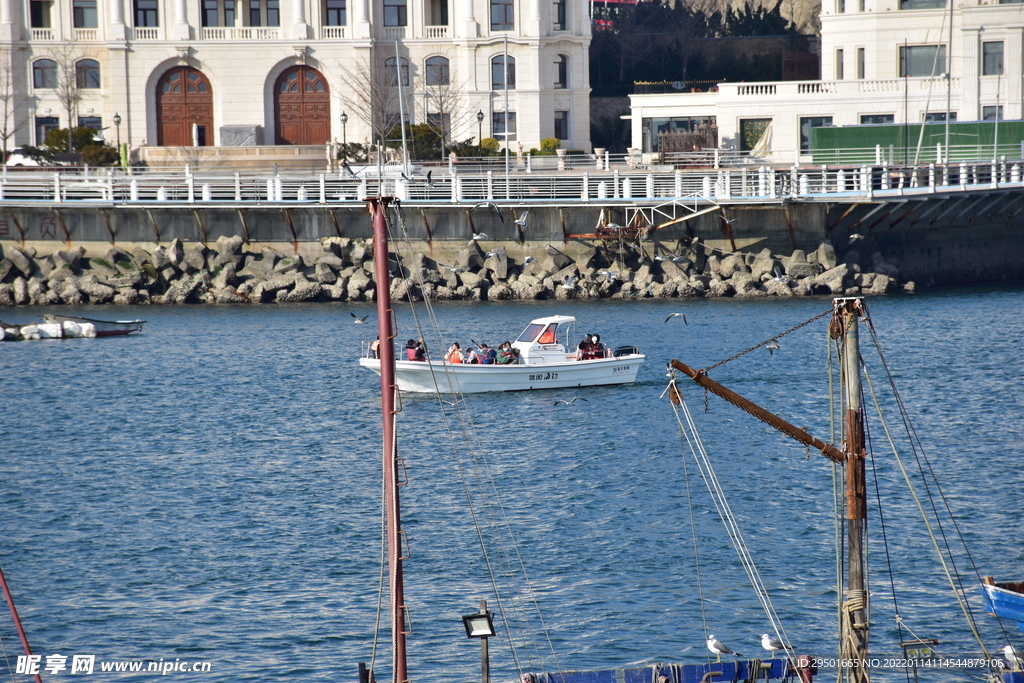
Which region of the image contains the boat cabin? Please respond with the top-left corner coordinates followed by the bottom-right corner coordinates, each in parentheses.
top-left (512, 315), bottom-right (578, 365)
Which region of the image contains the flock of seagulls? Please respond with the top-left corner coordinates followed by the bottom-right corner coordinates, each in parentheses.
top-left (702, 634), bottom-right (793, 662)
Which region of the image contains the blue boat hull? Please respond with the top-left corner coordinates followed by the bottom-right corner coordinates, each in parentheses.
top-left (982, 580), bottom-right (1024, 634)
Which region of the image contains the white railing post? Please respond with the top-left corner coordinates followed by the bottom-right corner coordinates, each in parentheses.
top-left (107, 174), bottom-right (114, 201)
top-left (527, 152), bottom-right (533, 173)
top-left (1012, 164), bottom-right (1020, 183)
top-left (701, 175), bottom-right (711, 198)
top-left (266, 179), bottom-right (274, 201)
top-left (837, 169), bottom-right (845, 192)
top-left (319, 174), bottom-right (326, 203)
top-left (821, 165), bottom-right (827, 193)
top-left (758, 166), bottom-right (767, 197)
top-left (130, 178), bottom-right (139, 201)
top-left (720, 170), bottom-right (731, 199)
top-left (646, 173), bottom-right (654, 198)
top-left (582, 173), bottom-right (589, 201)
top-left (202, 183), bottom-right (211, 201)
top-left (0, 182), bottom-right (5, 201)
top-left (187, 175), bottom-right (195, 203)
top-left (157, 187), bottom-right (167, 201)
top-left (597, 180), bottom-right (607, 199)
top-left (959, 162), bottom-right (967, 188)
top-left (769, 169), bottom-right (777, 198)
top-left (928, 164), bottom-right (935, 192)
top-left (54, 172), bottom-right (61, 202)
top-left (235, 172), bottom-right (241, 201)
top-left (991, 162), bottom-right (998, 189)
top-left (936, 143), bottom-right (942, 164)
top-left (798, 174), bottom-right (809, 196)
top-left (713, 148), bottom-right (720, 169)
top-left (487, 170), bottom-right (493, 200)
top-left (675, 170), bottom-right (683, 197)
top-left (623, 177), bottom-right (632, 199)
top-left (875, 144), bottom-right (882, 165)
top-left (881, 162), bottom-right (889, 190)
top-left (358, 179), bottom-right (367, 200)
top-left (789, 166), bottom-right (798, 197)
top-left (613, 169), bottom-right (620, 199)
top-left (604, 150), bottom-right (610, 171)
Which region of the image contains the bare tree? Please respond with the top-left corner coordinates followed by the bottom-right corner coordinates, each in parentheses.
top-left (0, 51), bottom-right (25, 162)
top-left (337, 50), bottom-right (402, 150)
top-left (52, 43), bottom-right (83, 153)
top-left (418, 57), bottom-right (473, 161)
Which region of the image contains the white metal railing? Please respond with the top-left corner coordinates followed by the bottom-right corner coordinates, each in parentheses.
top-left (30, 28), bottom-right (54, 40)
top-left (131, 27), bottom-right (160, 39)
top-left (201, 26), bottom-right (279, 39)
top-left (383, 26), bottom-right (406, 39)
top-left (73, 28), bottom-right (99, 41)
top-left (425, 25), bottom-right (447, 37)
top-left (1, 152), bottom-right (1022, 205)
top-left (321, 25), bottom-right (346, 38)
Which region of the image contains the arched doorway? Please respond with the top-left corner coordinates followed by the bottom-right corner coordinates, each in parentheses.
top-left (274, 66), bottom-right (330, 145)
top-left (156, 67), bottom-right (213, 146)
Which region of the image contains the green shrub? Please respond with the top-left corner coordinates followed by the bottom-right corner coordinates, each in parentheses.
top-left (540, 138), bottom-right (561, 154)
top-left (479, 138), bottom-right (501, 154)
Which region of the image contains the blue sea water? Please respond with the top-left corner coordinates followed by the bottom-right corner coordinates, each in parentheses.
top-left (1, 287), bottom-right (1022, 682)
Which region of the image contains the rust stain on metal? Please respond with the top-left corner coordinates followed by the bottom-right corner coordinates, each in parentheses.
top-left (144, 208), bottom-right (162, 244)
top-left (560, 208), bottom-right (567, 242)
top-left (99, 208), bottom-right (116, 245)
top-left (192, 209), bottom-right (208, 244)
top-left (53, 209), bottom-right (72, 246)
top-left (7, 209), bottom-right (25, 246)
top-left (283, 208), bottom-right (298, 253)
top-left (420, 210), bottom-right (432, 247)
top-left (465, 209), bottom-right (477, 236)
top-left (236, 209), bottom-right (252, 243)
top-left (327, 208), bottom-right (342, 239)
top-left (783, 206), bottom-right (797, 251)
top-left (826, 203), bottom-right (861, 234)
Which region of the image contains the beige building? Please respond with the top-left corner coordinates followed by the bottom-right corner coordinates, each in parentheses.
top-left (2, 0), bottom-right (593, 152)
top-left (630, 0), bottom-right (1019, 162)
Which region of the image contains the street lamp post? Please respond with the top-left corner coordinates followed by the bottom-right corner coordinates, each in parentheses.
top-left (462, 600), bottom-right (496, 683)
top-left (113, 113), bottom-right (122, 168)
top-left (340, 111), bottom-right (348, 160)
top-left (477, 110), bottom-right (484, 145)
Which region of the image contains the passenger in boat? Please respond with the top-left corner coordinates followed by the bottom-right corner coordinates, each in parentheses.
top-left (406, 339), bottom-right (418, 361)
top-left (497, 341), bottom-right (516, 364)
top-left (466, 346), bottom-right (484, 364)
top-left (445, 342), bottom-right (464, 363)
top-left (576, 334), bottom-right (592, 360)
top-left (591, 333), bottom-right (605, 359)
top-left (371, 336), bottom-right (381, 359)
top-left (414, 338), bottom-right (427, 361)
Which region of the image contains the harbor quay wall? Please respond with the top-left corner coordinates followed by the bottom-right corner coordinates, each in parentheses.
top-left (0, 196), bottom-right (1021, 307)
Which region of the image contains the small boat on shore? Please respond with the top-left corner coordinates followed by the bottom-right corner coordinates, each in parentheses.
top-left (358, 314), bottom-right (645, 393)
top-left (0, 314), bottom-right (144, 341)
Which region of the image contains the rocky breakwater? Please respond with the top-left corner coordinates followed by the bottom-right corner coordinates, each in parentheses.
top-left (0, 236), bottom-right (912, 306)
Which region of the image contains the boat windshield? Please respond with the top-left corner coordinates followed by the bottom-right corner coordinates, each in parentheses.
top-left (517, 323), bottom-right (545, 343)
top-left (537, 325), bottom-right (557, 344)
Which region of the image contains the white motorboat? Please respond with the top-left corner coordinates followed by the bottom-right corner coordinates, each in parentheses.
top-left (358, 314), bottom-right (645, 393)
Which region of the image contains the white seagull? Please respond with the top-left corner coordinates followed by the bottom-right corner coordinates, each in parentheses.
top-left (554, 397), bottom-right (589, 406)
top-left (597, 270), bottom-right (618, 282)
top-left (1004, 645), bottom-right (1024, 670)
top-left (707, 635), bottom-right (743, 663)
top-left (664, 313), bottom-right (688, 325)
top-left (440, 264), bottom-right (465, 274)
top-left (524, 256), bottom-right (537, 264)
top-left (560, 275), bottom-right (577, 290)
top-left (514, 210), bottom-right (529, 229)
top-left (471, 202), bottom-right (505, 223)
top-left (767, 339), bottom-right (780, 356)
top-left (760, 634), bottom-right (789, 658)
top-left (342, 160), bottom-right (359, 179)
top-left (350, 312), bottom-right (369, 323)
top-left (472, 233), bottom-right (489, 241)
top-left (485, 250), bottom-right (501, 258)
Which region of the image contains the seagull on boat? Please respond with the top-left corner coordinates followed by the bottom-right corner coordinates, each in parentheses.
top-left (597, 270), bottom-right (618, 282)
top-left (1004, 645), bottom-right (1024, 670)
top-left (440, 264), bottom-right (466, 273)
top-left (472, 233), bottom-right (489, 241)
top-left (560, 275), bottom-right (577, 290)
top-left (760, 634), bottom-right (790, 658)
top-left (472, 202), bottom-right (505, 223)
top-left (342, 160), bottom-right (359, 179)
top-left (514, 210), bottom-right (529, 229)
top-left (607, 222), bottom-right (621, 230)
top-left (664, 313), bottom-right (688, 325)
top-left (767, 339), bottom-right (780, 355)
top-left (707, 635), bottom-right (743, 663)
top-left (351, 313), bottom-right (369, 323)
top-left (554, 397), bottom-right (589, 406)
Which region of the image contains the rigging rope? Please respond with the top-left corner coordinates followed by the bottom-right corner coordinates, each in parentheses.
top-left (701, 308), bottom-right (833, 375)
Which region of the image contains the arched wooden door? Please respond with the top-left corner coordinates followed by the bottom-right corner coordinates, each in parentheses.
top-left (156, 67), bottom-right (214, 147)
top-left (275, 66), bottom-right (330, 145)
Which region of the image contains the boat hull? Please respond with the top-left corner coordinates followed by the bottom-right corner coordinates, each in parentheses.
top-left (982, 581), bottom-right (1024, 634)
top-left (358, 355), bottom-right (645, 393)
top-left (42, 314), bottom-right (144, 337)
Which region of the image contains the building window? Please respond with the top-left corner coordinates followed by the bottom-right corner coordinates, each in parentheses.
top-left (385, 56), bottom-right (409, 87)
top-left (425, 56), bottom-right (449, 85)
top-left (383, 0), bottom-right (406, 25)
top-left (32, 59), bottom-right (57, 88)
top-left (983, 42), bottom-right (1004, 75)
top-left (858, 0), bottom-right (864, 10)
top-left (267, 0), bottom-right (278, 24)
top-left (554, 54), bottom-right (567, 88)
top-left (134, 0), bottom-right (158, 25)
top-left (553, 0), bottom-right (565, 29)
top-left (860, 114), bottom-right (894, 124)
top-left (76, 59), bottom-right (100, 88)
top-left (202, 0), bottom-right (235, 25)
top-left (492, 111), bottom-right (516, 141)
top-left (325, 0), bottom-right (345, 23)
top-left (982, 105), bottom-right (1003, 120)
top-left (900, 0), bottom-right (943, 8)
top-left (836, 49), bottom-right (844, 79)
top-left (490, 0), bottom-right (513, 30)
top-left (857, 47), bottom-right (865, 79)
top-left (799, 116), bottom-right (833, 152)
top-left (73, 0), bottom-right (98, 27)
top-left (30, 0), bottom-right (52, 27)
top-left (554, 110), bottom-right (569, 140)
top-left (78, 116), bottom-right (102, 130)
top-left (837, 0), bottom-right (844, 12)
top-left (924, 111), bottom-right (956, 122)
top-left (426, 112), bottom-right (450, 141)
top-left (491, 54), bottom-right (515, 89)
top-left (899, 45), bottom-right (945, 77)
top-left (641, 116), bottom-right (716, 152)
top-left (35, 115), bottom-right (59, 144)
top-left (739, 118), bottom-right (770, 152)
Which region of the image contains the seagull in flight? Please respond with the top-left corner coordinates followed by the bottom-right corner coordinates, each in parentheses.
top-left (426, 170), bottom-right (435, 187)
top-left (524, 256), bottom-right (537, 264)
top-left (351, 312), bottom-right (369, 323)
top-left (664, 313), bottom-right (688, 324)
top-left (654, 255), bottom-right (671, 262)
top-left (440, 264), bottom-right (466, 273)
top-left (706, 635), bottom-right (743, 663)
top-left (560, 275), bottom-right (576, 290)
top-left (441, 397), bottom-right (466, 407)
top-left (1004, 645), bottom-right (1024, 670)
top-left (848, 232), bottom-right (864, 244)
top-left (472, 233), bottom-right (489, 241)
top-left (720, 215), bottom-right (740, 226)
top-left (472, 202), bottom-right (505, 223)
top-left (767, 339), bottom-right (780, 355)
top-left (760, 634), bottom-right (790, 659)
top-left (485, 250), bottom-right (501, 258)
top-left (554, 397), bottom-right (589, 406)
top-left (514, 210), bottom-right (529, 229)
top-left (342, 160), bottom-right (359, 179)
top-left (597, 270), bottom-right (618, 282)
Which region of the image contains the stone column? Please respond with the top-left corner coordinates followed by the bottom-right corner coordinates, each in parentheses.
top-left (292, 0), bottom-right (308, 38)
top-left (0, 0), bottom-right (14, 41)
top-left (353, 0), bottom-right (370, 38)
top-left (1006, 27), bottom-right (1023, 121)
top-left (528, 0), bottom-right (541, 35)
top-left (110, 0), bottom-right (126, 39)
top-left (174, 0), bottom-right (190, 39)
top-left (961, 28), bottom-right (980, 122)
top-left (461, 0), bottom-right (478, 38)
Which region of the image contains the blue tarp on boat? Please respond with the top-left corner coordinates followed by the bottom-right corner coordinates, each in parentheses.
top-left (535, 658), bottom-right (790, 683)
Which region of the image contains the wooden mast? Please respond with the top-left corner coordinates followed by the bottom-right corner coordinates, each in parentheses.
top-left (369, 195), bottom-right (408, 683)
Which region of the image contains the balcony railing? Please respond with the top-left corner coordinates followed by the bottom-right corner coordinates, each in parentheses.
top-left (131, 27), bottom-right (160, 39)
top-left (30, 28), bottom-right (54, 40)
top-left (383, 26), bottom-right (405, 39)
top-left (425, 25), bottom-right (447, 37)
top-left (321, 25), bottom-right (346, 38)
top-left (201, 26), bottom-right (280, 39)
top-left (73, 28), bottom-right (99, 40)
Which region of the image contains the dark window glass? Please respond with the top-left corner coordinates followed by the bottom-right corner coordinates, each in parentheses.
top-left (739, 118), bottom-right (771, 152)
top-left (924, 112), bottom-right (956, 122)
top-left (383, 0), bottom-right (405, 25)
top-left (326, 0), bottom-right (346, 24)
top-left (78, 116), bottom-right (102, 130)
top-left (554, 110), bottom-right (568, 140)
top-left (267, 0), bottom-right (278, 23)
top-left (385, 57), bottom-right (409, 87)
top-left (800, 115), bottom-right (833, 152)
top-left (202, 0), bottom-right (218, 25)
top-left (249, 0), bottom-right (260, 24)
top-left (30, 0), bottom-right (52, 27)
top-left (35, 116), bottom-right (59, 144)
top-left (73, 0), bottom-right (98, 27)
top-left (553, 0), bottom-right (565, 29)
top-left (860, 114), bottom-right (894, 124)
top-left (982, 105), bottom-right (1003, 120)
top-left (900, 0), bottom-right (943, 9)
top-left (224, 0), bottom-right (234, 25)
top-left (33, 59), bottom-right (57, 88)
top-left (857, 47), bottom-right (865, 79)
top-left (554, 54), bottom-right (567, 88)
top-left (982, 41), bottom-right (1004, 75)
top-left (76, 59), bottom-right (100, 88)
top-left (491, 54), bottom-right (515, 89)
top-left (492, 111), bottom-right (516, 140)
top-left (490, 0), bottom-right (512, 30)
top-left (899, 45), bottom-right (945, 77)
top-left (135, 0), bottom-right (158, 25)
top-left (425, 56), bottom-right (449, 85)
